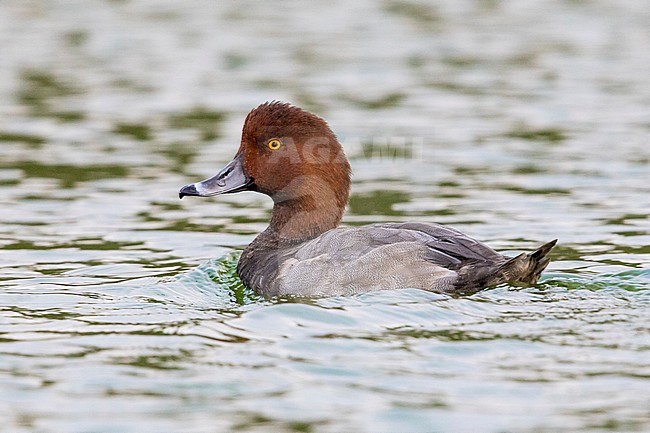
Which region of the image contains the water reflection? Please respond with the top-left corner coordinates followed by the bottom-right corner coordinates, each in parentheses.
top-left (0, 0), bottom-right (649, 431)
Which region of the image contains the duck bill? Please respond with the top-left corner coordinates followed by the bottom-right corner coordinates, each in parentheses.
top-left (179, 153), bottom-right (253, 199)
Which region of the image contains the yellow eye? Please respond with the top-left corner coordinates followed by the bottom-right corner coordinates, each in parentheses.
top-left (267, 138), bottom-right (282, 150)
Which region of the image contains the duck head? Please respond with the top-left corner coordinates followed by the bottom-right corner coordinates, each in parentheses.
top-left (179, 101), bottom-right (351, 241)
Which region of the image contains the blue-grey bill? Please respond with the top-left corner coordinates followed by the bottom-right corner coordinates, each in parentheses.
top-left (179, 153), bottom-right (252, 199)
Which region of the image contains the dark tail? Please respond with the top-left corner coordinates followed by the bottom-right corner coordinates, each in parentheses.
top-left (494, 239), bottom-right (558, 285)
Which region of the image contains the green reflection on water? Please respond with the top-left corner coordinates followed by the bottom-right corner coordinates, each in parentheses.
top-left (16, 69), bottom-right (84, 122)
top-left (232, 414), bottom-right (319, 433)
top-left (137, 210), bottom-right (226, 232)
top-left (505, 125), bottom-right (567, 142)
top-left (116, 353), bottom-right (187, 370)
top-left (7, 306), bottom-right (82, 321)
top-left (8, 162), bottom-right (129, 188)
top-left (0, 132), bottom-right (46, 146)
top-left (158, 143), bottom-right (197, 174)
top-left (425, 79), bottom-right (488, 95)
top-left (494, 184), bottom-right (572, 195)
top-left (348, 190), bottom-right (409, 216)
top-left (65, 30), bottom-right (88, 47)
top-left (383, 1), bottom-right (443, 30)
top-left (511, 164), bottom-right (545, 174)
top-left (168, 107), bottom-right (226, 141)
top-left (210, 252), bottom-right (250, 304)
top-left (344, 92), bottom-right (406, 110)
top-left (223, 52), bottom-right (248, 70)
top-left (112, 122), bottom-right (152, 141)
top-left (441, 55), bottom-right (481, 68)
top-left (177, 251), bottom-right (256, 305)
top-left (2, 238), bottom-right (143, 251)
top-left (603, 213), bottom-right (649, 225)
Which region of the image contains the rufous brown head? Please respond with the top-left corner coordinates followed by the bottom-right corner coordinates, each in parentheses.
top-left (179, 102), bottom-right (351, 223)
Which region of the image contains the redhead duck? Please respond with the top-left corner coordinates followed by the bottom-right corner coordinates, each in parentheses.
top-left (180, 102), bottom-right (557, 297)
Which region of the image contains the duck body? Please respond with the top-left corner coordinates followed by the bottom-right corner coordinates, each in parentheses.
top-left (180, 102), bottom-right (556, 297)
top-left (238, 223), bottom-right (556, 297)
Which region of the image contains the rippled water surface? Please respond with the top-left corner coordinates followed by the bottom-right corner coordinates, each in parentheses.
top-left (1, 1), bottom-right (649, 431)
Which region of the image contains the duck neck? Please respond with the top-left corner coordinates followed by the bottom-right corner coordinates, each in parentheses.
top-left (263, 194), bottom-right (344, 245)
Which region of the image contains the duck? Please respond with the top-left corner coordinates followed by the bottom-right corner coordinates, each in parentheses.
top-left (179, 101), bottom-right (557, 297)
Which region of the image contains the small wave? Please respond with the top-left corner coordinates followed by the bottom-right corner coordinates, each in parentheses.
top-left (541, 268), bottom-right (650, 293)
top-left (122, 251), bottom-right (261, 310)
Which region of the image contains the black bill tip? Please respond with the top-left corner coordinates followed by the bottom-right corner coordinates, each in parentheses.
top-left (179, 183), bottom-right (199, 199)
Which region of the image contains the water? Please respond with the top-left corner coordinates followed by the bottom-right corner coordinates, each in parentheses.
top-left (1, 1), bottom-right (649, 431)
